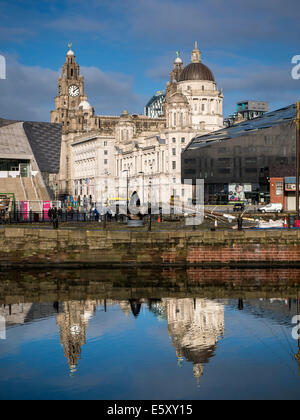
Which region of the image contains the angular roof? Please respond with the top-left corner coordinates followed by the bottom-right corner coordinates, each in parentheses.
top-left (0, 122), bottom-right (35, 163)
top-left (0, 118), bottom-right (62, 174)
top-left (0, 118), bottom-right (22, 128)
top-left (186, 104), bottom-right (296, 151)
top-left (23, 121), bottom-right (62, 174)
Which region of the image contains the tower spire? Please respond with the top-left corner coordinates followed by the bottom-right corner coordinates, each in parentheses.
top-left (191, 41), bottom-right (201, 63)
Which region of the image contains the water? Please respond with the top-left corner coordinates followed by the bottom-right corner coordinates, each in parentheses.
top-left (0, 268), bottom-right (300, 400)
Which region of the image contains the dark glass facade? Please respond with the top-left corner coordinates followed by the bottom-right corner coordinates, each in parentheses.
top-left (182, 105), bottom-right (297, 204)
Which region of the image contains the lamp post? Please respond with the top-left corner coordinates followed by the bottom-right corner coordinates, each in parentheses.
top-left (148, 164), bottom-right (153, 232)
top-left (139, 171), bottom-right (145, 206)
top-left (123, 169), bottom-right (129, 216)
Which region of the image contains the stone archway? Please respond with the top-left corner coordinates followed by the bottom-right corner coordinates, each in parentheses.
top-left (129, 191), bottom-right (141, 210)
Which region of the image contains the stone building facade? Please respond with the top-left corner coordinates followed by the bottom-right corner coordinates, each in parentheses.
top-left (51, 43), bottom-right (224, 206)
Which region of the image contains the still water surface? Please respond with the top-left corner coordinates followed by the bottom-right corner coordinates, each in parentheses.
top-left (0, 269), bottom-right (300, 400)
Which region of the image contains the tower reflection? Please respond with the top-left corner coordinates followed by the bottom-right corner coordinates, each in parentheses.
top-left (56, 300), bottom-right (97, 375)
top-left (162, 298), bottom-right (224, 381)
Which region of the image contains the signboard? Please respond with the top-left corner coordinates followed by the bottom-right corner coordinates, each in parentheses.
top-left (285, 183), bottom-right (300, 191)
top-left (19, 201), bottom-right (28, 220)
top-left (228, 184), bottom-right (252, 202)
top-left (43, 201), bottom-right (51, 220)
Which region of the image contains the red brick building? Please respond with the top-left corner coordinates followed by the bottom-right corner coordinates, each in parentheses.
top-left (270, 176), bottom-right (299, 211)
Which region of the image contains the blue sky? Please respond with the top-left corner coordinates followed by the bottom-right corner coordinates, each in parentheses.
top-left (0, 0), bottom-right (300, 121)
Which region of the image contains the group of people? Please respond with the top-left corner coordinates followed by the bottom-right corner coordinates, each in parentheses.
top-left (48, 205), bottom-right (60, 229)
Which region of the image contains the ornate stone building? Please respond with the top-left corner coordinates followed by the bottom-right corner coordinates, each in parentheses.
top-left (51, 43), bottom-right (224, 205)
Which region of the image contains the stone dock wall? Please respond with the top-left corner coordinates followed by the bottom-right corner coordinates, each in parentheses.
top-left (1, 227), bottom-right (300, 268)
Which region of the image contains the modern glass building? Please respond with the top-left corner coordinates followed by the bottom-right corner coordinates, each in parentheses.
top-left (182, 104), bottom-right (297, 204)
top-left (144, 91), bottom-right (166, 118)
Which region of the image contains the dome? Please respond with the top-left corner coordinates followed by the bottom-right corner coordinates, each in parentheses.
top-left (179, 62), bottom-right (215, 82)
top-left (175, 56), bottom-right (183, 64)
top-left (79, 100), bottom-right (92, 110)
top-left (67, 49), bottom-right (74, 56)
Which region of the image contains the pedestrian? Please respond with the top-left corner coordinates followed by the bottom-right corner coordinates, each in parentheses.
top-left (93, 207), bottom-right (100, 222)
top-left (237, 213), bottom-right (243, 231)
top-left (48, 205), bottom-right (59, 229)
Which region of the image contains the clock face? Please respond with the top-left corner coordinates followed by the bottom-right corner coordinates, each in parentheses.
top-left (69, 85), bottom-right (80, 97)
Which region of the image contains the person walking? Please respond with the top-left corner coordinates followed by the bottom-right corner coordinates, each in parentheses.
top-left (48, 205), bottom-right (59, 229)
top-left (237, 213), bottom-right (243, 231)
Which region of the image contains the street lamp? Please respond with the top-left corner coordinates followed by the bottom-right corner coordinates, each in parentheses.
top-left (139, 171), bottom-right (144, 206)
top-left (148, 164), bottom-right (153, 232)
top-left (123, 169), bottom-right (129, 216)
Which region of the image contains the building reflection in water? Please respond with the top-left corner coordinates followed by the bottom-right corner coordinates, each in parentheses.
top-left (160, 298), bottom-right (224, 382)
top-left (56, 301), bottom-right (97, 375)
top-left (3, 297), bottom-right (299, 379)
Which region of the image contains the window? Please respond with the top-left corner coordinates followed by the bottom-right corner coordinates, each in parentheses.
top-left (202, 104), bottom-right (205, 111)
top-left (181, 138), bottom-right (185, 143)
top-left (245, 157), bottom-right (257, 165)
top-left (104, 141), bottom-right (107, 146)
top-left (172, 137), bottom-right (176, 143)
top-left (218, 168), bottom-right (230, 174)
top-left (104, 150), bottom-right (108, 155)
top-left (172, 161), bottom-right (176, 170)
top-left (276, 181), bottom-right (283, 195)
top-left (172, 148), bottom-right (176, 156)
top-left (104, 159), bottom-right (108, 165)
top-left (218, 158), bottom-right (231, 165)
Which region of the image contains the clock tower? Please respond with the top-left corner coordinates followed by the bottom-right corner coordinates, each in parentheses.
top-left (52, 44), bottom-right (96, 197)
top-left (51, 44), bottom-right (90, 133)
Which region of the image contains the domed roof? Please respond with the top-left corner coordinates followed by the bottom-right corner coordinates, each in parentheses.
top-left (178, 42), bottom-right (215, 82)
top-left (79, 100), bottom-right (92, 110)
top-left (175, 56), bottom-right (183, 64)
top-left (179, 62), bottom-right (215, 82)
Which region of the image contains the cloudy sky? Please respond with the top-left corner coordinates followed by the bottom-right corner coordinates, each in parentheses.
top-left (0, 0), bottom-right (300, 121)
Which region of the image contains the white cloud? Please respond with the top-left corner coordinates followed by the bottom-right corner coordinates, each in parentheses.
top-left (0, 57), bottom-right (146, 121)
